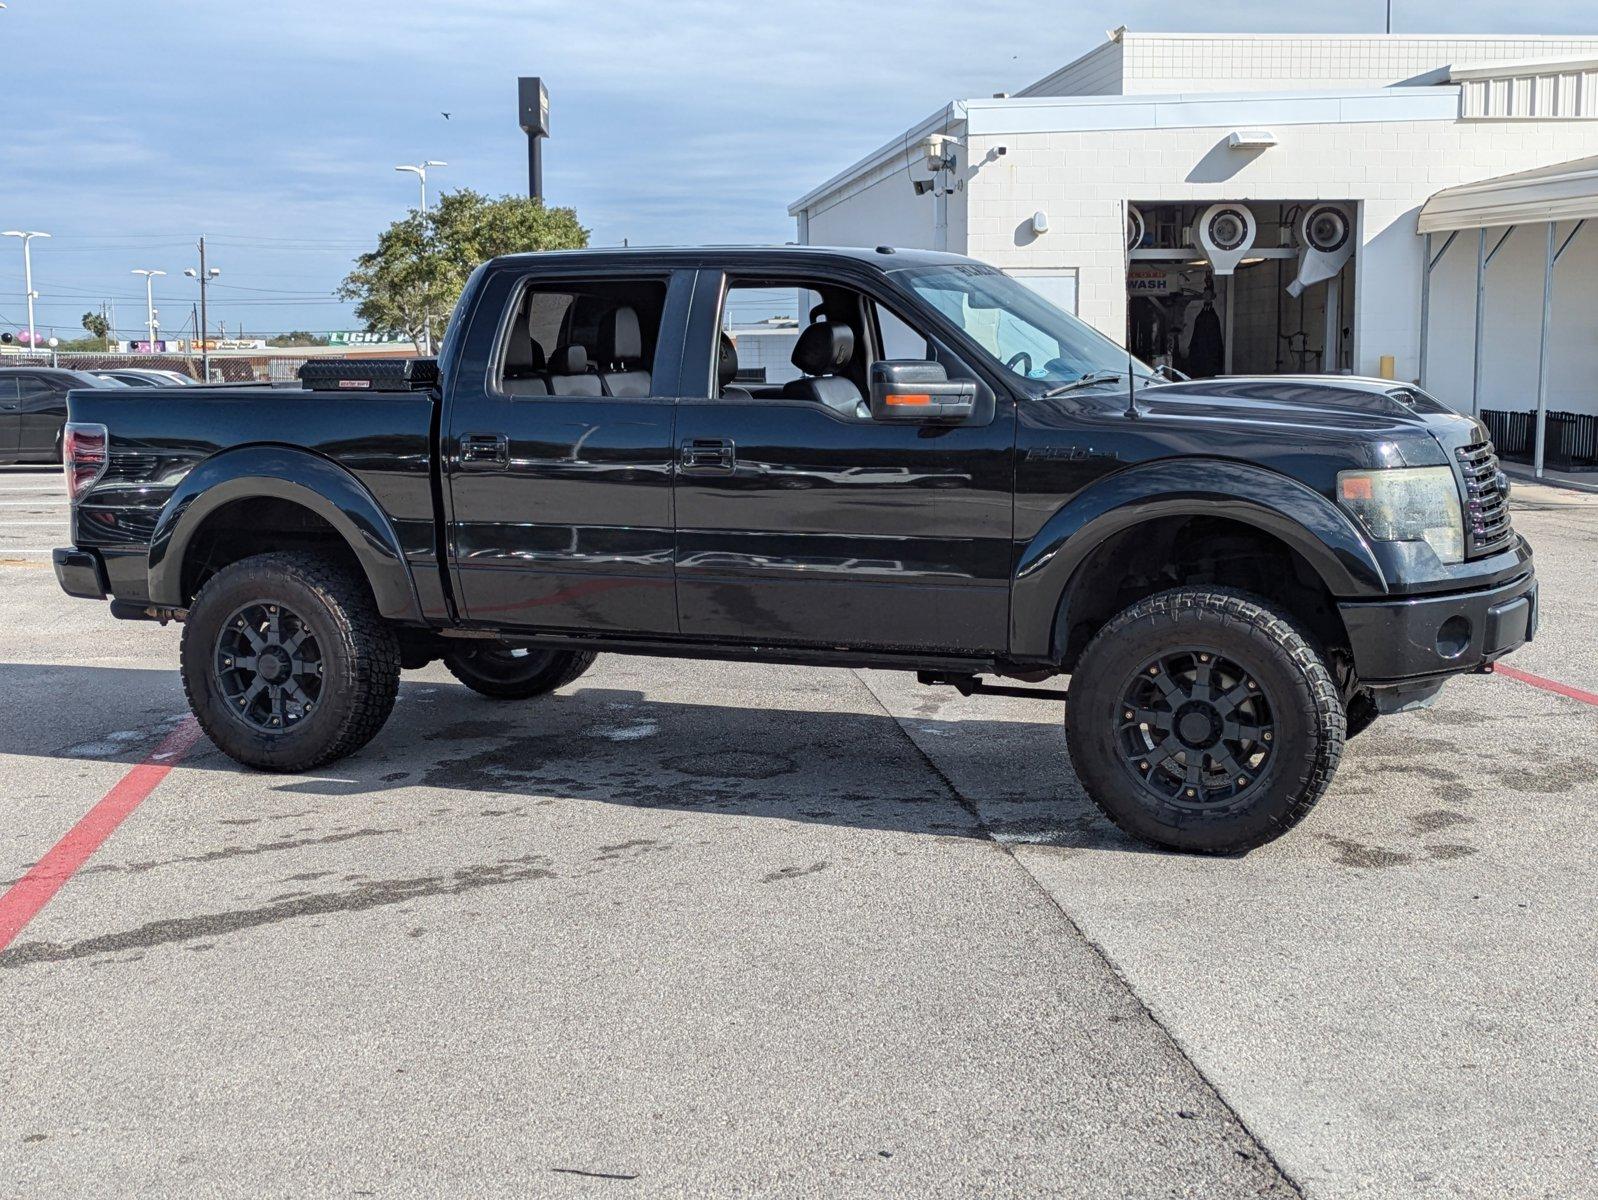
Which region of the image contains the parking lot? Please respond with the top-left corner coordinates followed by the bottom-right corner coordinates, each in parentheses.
top-left (1, 463), bottom-right (1594, 1198)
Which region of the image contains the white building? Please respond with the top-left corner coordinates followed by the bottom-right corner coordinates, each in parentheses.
top-left (790, 31), bottom-right (1598, 444)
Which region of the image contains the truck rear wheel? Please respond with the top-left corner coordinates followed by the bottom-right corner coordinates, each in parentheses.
top-left (442, 645), bottom-right (596, 699)
top-left (180, 552), bottom-right (400, 772)
top-left (1066, 587), bottom-right (1345, 853)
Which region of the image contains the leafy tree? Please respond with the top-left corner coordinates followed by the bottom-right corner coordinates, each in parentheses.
top-left (338, 189), bottom-right (588, 349)
top-left (267, 330), bottom-right (330, 348)
top-left (81, 310), bottom-right (111, 348)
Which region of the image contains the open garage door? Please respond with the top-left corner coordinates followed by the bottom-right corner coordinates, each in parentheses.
top-left (1125, 201), bottom-right (1356, 378)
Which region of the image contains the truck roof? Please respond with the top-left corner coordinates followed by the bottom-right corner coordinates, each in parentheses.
top-left (485, 244), bottom-right (977, 272)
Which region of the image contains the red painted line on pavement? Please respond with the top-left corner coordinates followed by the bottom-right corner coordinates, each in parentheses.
top-left (1493, 664), bottom-right (1598, 708)
top-left (0, 716), bottom-right (204, 954)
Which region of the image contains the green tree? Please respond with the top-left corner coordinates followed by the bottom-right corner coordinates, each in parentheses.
top-left (338, 189), bottom-right (588, 349)
top-left (267, 330), bottom-right (330, 348)
top-left (81, 310), bottom-right (111, 349)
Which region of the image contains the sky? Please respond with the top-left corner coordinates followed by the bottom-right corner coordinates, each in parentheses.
top-left (0, 0), bottom-right (1593, 339)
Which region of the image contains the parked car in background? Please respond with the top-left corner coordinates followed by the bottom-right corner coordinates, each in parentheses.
top-left (0, 366), bottom-right (125, 464)
top-left (88, 368), bottom-right (196, 387)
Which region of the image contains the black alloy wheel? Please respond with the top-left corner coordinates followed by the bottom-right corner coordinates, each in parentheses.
top-left (215, 600), bottom-right (325, 733)
top-left (1116, 649), bottom-right (1275, 809)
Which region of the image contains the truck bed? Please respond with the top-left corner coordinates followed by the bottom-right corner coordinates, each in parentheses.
top-left (65, 385), bottom-right (438, 608)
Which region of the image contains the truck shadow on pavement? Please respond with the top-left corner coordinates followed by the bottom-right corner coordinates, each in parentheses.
top-left (0, 661), bottom-right (1136, 856)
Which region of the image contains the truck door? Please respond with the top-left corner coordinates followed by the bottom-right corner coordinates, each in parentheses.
top-left (442, 266), bottom-right (692, 635)
top-left (672, 267), bottom-right (1015, 654)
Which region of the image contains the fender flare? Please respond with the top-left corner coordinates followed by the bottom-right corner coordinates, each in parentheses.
top-left (1009, 458), bottom-right (1387, 660)
top-left (148, 444), bottom-right (424, 623)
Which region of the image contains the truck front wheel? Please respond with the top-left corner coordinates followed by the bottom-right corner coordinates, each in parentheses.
top-left (1066, 587), bottom-right (1345, 853)
top-left (442, 645), bottom-right (596, 699)
top-left (180, 552), bottom-right (401, 772)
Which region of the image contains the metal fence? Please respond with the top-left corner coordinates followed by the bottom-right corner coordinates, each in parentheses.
top-left (1482, 408), bottom-right (1598, 472)
top-left (2, 350), bottom-right (311, 384)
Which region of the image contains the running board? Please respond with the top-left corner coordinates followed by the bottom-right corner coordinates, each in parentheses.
top-left (917, 671), bottom-right (1069, 703)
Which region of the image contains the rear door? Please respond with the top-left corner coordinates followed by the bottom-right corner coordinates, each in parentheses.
top-left (15, 374), bottom-right (66, 458)
top-left (0, 377), bottom-right (19, 457)
top-left (442, 264), bottom-right (693, 635)
top-left (672, 265), bottom-right (1016, 654)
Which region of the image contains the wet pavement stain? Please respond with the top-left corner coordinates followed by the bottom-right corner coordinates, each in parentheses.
top-left (425, 719), bottom-right (519, 742)
top-left (1425, 843), bottom-right (1478, 861)
top-left (79, 828), bottom-right (398, 877)
top-left (1410, 809), bottom-right (1475, 834)
top-left (0, 855), bottom-right (556, 969)
top-left (1321, 837), bottom-right (1413, 869)
top-left (761, 861), bottom-right (827, 883)
top-left (664, 751), bottom-right (797, 780)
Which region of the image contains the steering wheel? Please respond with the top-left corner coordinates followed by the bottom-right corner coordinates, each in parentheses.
top-left (1005, 351), bottom-right (1033, 375)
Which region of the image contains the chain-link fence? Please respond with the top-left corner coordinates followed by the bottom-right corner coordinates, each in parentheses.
top-left (1, 350), bottom-right (311, 384)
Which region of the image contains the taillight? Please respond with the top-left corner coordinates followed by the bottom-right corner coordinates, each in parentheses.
top-left (63, 422), bottom-right (109, 502)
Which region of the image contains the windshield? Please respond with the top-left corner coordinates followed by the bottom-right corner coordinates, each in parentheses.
top-left (897, 263), bottom-right (1153, 390)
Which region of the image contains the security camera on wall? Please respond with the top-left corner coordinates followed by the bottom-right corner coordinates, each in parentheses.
top-left (1192, 203), bottom-right (1257, 276)
top-left (1287, 203), bottom-right (1353, 297)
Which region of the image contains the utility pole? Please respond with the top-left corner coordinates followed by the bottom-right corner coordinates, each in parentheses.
top-left (2, 230), bottom-right (50, 349)
top-left (185, 237), bottom-right (219, 380)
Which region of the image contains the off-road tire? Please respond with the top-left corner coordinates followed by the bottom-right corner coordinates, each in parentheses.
top-left (1066, 587), bottom-right (1345, 853)
top-left (181, 552), bottom-right (400, 772)
top-left (442, 645), bottom-right (597, 699)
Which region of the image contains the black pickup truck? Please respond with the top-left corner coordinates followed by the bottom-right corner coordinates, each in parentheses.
top-left (54, 246), bottom-right (1535, 852)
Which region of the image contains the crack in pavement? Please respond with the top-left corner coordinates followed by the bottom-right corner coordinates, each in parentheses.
top-left (849, 669), bottom-right (1304, 1198)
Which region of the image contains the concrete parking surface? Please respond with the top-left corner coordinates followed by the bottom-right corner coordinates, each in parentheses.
top-left (1, 464), bottom-right (1594, 1198)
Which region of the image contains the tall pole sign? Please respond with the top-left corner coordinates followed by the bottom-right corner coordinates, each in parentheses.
top-left (518, 77), bottom-right (549, 202)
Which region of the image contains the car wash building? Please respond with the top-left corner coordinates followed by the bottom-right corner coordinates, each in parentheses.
top-left (789, 31), bottom-right (1598, 466)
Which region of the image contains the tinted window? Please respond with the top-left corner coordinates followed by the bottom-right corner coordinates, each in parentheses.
top-left (15, 375), bottom-right (59, 403)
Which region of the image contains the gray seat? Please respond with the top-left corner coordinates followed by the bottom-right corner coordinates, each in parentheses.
top-left (502, 330), bottom-right (550, 397)
top-left (598, 307), bottom-right (652, 398)
top-left (782, 322), bottom-right (865, 418)
top-left (547, 344), bottom-right (603, 396)
top-left (718, 332), bottom-right (752, 401)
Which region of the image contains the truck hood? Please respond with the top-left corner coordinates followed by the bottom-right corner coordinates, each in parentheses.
top-left (1039, 374), bottom-right (1486, 469)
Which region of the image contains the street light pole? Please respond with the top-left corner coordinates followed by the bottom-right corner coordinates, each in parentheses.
top-left (131, 269), bottom-right (166, 351)
top-left (395, 160), bottom-right (446, 214)
top-left (185, 237), bottom-right (220, 380)
top-left (2, 230), bottom-right (51, 349)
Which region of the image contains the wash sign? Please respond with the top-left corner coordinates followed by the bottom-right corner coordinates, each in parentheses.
top-left (329, 331), bottom-right (410, 346)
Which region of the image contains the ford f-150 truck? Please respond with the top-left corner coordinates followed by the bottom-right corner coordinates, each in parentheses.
top-left (53, 246), bottom-right (1536, 852)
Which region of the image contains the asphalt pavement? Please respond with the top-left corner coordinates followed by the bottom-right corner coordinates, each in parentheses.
top-left (1, 464), bottom-right (1593, 1198)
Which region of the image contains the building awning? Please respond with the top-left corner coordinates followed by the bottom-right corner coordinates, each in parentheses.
top-left (1418, 156), bottom-right (1598, 233)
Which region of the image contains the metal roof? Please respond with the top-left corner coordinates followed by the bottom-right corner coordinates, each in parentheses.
top-left (1417, 156), bottom-right (1598, 233)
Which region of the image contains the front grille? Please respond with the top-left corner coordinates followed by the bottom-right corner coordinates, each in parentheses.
top-left (1456, 441), bottom-right (1513, 557)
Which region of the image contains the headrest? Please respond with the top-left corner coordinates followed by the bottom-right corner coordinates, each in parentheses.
top-left (504, 330), bottom-right (546, 375)
top-left (550, 344), bottom-right (588, 374)
top-left (718, 332), bottom-right (738, 389)
top-left (791, 321), bottom-right (854, 375)
top-left (599, 306), bottom-right (642, 364)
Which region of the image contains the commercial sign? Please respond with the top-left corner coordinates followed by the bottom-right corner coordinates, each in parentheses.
top-left (329, 330), bottom-right (411, 346)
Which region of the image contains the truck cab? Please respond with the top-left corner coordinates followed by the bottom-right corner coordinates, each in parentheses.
top-left (54, 246), bottom-right (1536, 853)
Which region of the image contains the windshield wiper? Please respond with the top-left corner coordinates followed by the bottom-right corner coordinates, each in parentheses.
top-left (1039, 371), bottom-right (1126, 398)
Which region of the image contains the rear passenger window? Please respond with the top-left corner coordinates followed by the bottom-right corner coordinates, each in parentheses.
top-left (493, 278), bottom-right (668, 399)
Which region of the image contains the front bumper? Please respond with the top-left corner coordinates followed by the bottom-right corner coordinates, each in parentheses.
top-left (54, 546), bottom-right (108, 601)
top-left (1339, 567), bottom-right (1537, 685)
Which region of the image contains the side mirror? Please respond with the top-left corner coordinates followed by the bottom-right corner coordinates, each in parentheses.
top-left (868, 360), bottom-right (976, 423)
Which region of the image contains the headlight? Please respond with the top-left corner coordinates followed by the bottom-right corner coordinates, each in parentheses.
top-left (1337, 466), bottom-right (1464, 564)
